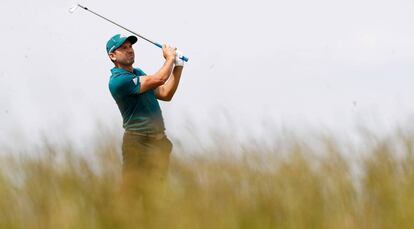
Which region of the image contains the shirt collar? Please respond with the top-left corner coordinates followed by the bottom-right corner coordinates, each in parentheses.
top-left (111, 67), bottom-right (135, 75)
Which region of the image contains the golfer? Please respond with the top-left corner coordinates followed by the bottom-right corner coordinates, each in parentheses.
top-left (106, 34), bottom-right (184, 199)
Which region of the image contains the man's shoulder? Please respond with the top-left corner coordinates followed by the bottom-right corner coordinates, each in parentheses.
top-left (110, 68), bottom-right (134, 82)
top-left (109, 74), bottom-right (131, 88)
top-left (134, 68), bottom-right (147, 77)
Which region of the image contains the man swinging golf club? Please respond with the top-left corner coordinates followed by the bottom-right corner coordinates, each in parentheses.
top-left (107, 34), bottom-right (184, 208)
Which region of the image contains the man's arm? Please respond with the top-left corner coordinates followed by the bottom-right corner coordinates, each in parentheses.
top-left (139, 45), bottom-right (176, 94)
top-left (155, 66), bottom-right (183, 101)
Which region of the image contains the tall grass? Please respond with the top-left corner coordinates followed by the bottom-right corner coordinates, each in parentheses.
top-left (1, 128), bottom-right (414, 229)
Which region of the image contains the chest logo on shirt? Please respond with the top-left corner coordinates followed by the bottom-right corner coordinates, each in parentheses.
top-left (133, 78), bottom-right (138, 85)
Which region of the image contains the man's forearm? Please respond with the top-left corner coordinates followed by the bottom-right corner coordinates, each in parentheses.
top-left (162, 66), bottom-right (183, 100)
top-left (153, 58), bottom-right (175, 83)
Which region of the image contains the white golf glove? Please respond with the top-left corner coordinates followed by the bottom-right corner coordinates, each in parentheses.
top-left (175, 50), bottom-right (185, 67)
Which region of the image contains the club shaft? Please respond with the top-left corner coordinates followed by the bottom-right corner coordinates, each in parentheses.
top-left (76, 4), bottom-right (189, 62)
top-left (77, 4), bottom-right (161, 47)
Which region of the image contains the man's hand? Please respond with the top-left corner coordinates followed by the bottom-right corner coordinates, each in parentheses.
top-left (163, 45), bottom-right (177, 61)
top-left (175, 50), bottom-right (185, 67)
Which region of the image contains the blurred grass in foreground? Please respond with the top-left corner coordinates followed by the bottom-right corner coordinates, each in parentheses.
top-left (0, 128), bottom-right (414, 229)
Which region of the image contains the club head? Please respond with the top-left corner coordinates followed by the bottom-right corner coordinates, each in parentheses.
top-left (68, 4), bottom-right (79, 14)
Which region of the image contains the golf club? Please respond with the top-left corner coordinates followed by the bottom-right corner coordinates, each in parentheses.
top-left (69, 4), bottom-right (189, 62)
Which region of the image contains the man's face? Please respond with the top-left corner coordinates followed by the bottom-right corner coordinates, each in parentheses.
top-left (109, 40), bottom-right (135, 66)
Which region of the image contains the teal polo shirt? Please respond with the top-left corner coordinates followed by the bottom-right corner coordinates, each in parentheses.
top-left (109, 67), bottom-right (165, 134)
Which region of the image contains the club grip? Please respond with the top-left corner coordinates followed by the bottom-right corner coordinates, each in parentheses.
top-left (180, 56), bottom-right (189, 62)
top-left (154, 42), bottom-right (163, 48)
top-left (154, 42), bottom-right (189, 62)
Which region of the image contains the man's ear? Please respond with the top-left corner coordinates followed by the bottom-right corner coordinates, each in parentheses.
top-left (109, 53), bottom-right (117, 61)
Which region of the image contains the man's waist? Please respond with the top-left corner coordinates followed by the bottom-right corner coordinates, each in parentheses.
top-left (124, 130), bottom-right (166, 140)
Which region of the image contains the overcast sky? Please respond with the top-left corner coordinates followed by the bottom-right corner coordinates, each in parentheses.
top-left (1, 0), bottom-right (413, 153)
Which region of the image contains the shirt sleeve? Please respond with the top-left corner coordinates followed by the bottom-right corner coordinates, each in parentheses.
top-left (110, 74), bottom-right (140, 98)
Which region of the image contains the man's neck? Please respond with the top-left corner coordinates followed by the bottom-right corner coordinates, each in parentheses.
top-left (116, 64), bottom-right (133, 73)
